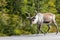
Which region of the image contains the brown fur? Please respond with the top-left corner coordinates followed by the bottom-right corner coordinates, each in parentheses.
top-left (43, 13), bottom-right (54, 23)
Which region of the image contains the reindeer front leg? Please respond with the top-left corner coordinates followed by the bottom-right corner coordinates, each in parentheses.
top-left (37, 24), bottom-right (43, 34)
top-left (37, 25), bottom-right (40, 34)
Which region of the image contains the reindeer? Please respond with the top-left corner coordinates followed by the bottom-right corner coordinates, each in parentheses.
top-left (27, 12), bottom-right (59, 34)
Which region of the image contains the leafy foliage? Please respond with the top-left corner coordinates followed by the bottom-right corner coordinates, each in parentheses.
top-left (0, 0), bottom-right (60, 36)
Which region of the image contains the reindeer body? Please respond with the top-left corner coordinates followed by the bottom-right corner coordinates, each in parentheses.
top-left (27, 12), bottom-right (58, 34)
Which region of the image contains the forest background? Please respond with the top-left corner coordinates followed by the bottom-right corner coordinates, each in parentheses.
top-left (0, 0), bottom-right (60, 36)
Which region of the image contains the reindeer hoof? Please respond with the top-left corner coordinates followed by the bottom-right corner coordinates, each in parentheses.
top-left (56, 31), bottom-right (58, 35)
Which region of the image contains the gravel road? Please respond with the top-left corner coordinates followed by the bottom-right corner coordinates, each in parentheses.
top-left (0, 33), bottom-right (60, 40)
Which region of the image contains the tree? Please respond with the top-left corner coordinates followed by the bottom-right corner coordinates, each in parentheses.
top-left (56, 0), bottom-right (60, 13)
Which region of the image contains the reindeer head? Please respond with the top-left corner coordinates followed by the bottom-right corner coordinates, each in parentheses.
top-left (27, 11), bottom-right (38, 26)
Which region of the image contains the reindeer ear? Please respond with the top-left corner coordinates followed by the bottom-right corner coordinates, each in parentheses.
top-left (26, 17), bottom-right (33, 19)
top-left (27, 17), bottom-right (30, 19)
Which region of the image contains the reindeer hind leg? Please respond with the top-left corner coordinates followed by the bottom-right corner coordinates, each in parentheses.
top-left (52, 20), bottom-right (58, 34)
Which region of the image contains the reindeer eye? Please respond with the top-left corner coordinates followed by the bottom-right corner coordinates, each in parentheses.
top-left (32, 20), bottom-right (34, 21)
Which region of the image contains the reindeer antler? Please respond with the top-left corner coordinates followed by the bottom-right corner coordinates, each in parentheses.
top-left (26, 12), bottom-right (31, 19)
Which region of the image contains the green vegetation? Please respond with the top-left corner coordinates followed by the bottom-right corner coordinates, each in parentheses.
top-left (0, 0), bottom-right (60, 36)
